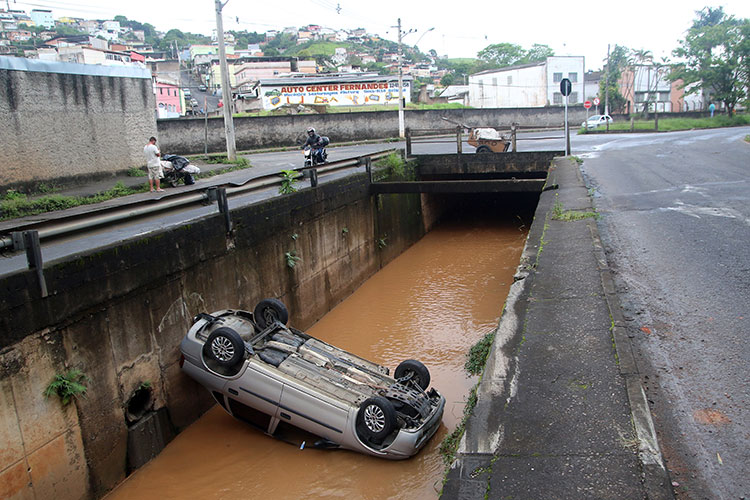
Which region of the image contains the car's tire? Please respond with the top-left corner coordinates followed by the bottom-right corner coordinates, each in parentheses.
top-left (395, 359), bottom-right (430, 390)
top-left (204, 327), bottom-right (244, 368)
top-left (356, 396), bottom-right (397, 443)
top-left (254, 298), bottom-right (289, 329)
top-left (476, 145), bottom-right (492, 153)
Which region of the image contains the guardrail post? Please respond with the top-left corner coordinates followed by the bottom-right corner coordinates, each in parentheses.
top-left (405, 127), bottom-right (412, 157)
top-left (216, 188), bottom-right (232, 233)
top-left (456, 126), bottom-right (463, 154)
top-left (511, 122), bottom-right (518, 152)
top-left (309, 168), bottom-right (318, 188)
top-left (12, 231), bottom-right (48, 297)
top-left (365, 157), bottom-right (372, 183)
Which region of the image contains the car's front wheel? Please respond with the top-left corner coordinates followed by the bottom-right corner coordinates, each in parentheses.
top-left (356, 396), bottom-right (397, 443)
top-left (204, 327), bottom-right (244, 368)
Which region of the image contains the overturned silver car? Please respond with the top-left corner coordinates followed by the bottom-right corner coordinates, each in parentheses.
top-left (179, 299), bottom-right (446, 459)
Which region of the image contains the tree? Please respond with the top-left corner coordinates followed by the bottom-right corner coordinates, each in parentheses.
top-left (671, 7), bottom-right (749, 114)
top-left (477, 42), bottom-right (526, 67)
top-left (522, 44), bottom-right (554, 63)
top-left (599, 44), bottom-right (630, 114)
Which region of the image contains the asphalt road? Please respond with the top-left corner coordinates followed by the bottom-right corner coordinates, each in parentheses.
top-left (578, 126), bottom-right (750, 499)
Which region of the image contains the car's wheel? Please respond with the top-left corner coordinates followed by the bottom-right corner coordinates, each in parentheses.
top-left (204, 327), bottom-right (244, 368)
top-left (356, 396), bottom-right (397, 443)
top-left (395, 359), bottom-right (430, 390)
top-left (476, 145), bottom-right (492, 153)
top-left (253, 298), bottom-right (289, 329)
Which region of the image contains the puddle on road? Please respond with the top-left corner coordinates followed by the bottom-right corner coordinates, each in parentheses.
top-left (106, 214), bottom-right (529, 500)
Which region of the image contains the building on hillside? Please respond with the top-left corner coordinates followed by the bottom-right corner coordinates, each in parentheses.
top-left (39, 46), bottom-right (136, 66)
top-left (30, 9), bottom-right (54, 29)
top-left (154, 78), bottom-right (183, 118)
top-left (254, 73), bottom-right (411, 110)
top-left (436, 85), bottom-right (469, 106)
top-left (468, 56), bottom-right (585, 108)
top-left (7, 30), bottom-right (32, 42)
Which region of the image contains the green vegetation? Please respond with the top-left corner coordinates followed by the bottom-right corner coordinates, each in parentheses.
top-left (671, 7), bottom-right (750, 115)
top-left (199, 155), bottom-right (251, 167)
top-left (127, 166), bottom-right (148, 177)
top-left (440, 383), bottom-right (479, 464)
top-left (285, 250), bottom-right (301, 269)
top-left (44, 369), bottom-right (89, 406)
top-left (551, 199), bottom-right (599, 222)
top-left (745, 135), bottom-right (750, 143)
top-left (465, 330), bottom-right (496, 375)
top-left (1, 182), bottom-right (148, 220)
top-left (278, 170), bottom-right (299, 194)
top-left (586, 114), bottom-right (750, 133)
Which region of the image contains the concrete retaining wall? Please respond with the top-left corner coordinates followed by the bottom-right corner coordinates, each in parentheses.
top-left (157, 106), bottom-right (590, 155)
top-left (0, 173), bottom-right (429, 499)
top-left (0, 57), bottom-right (157, 191)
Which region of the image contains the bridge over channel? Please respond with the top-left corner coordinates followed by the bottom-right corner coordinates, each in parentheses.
top-left (369, 151), bottom-right (564, 194)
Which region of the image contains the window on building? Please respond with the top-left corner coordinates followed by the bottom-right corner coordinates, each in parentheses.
top-left (159, 88), bottom-right (163, 95)
top-left (659, 91), bottom-right (670, 102)
top-left (553, 92), bottom-right (563, 104)
top-left (569, 92), bottom-right (578, 103)
top-left (507, 76), bottom-right (512, 85)
top-left (635, 92), bottom-right (647, 103)
top-left (568, 72), bottom-right (578, 82)
top-left (553, 72), bottom-right (563, 83)
top-left (492, 77), bottom-right (497, 88)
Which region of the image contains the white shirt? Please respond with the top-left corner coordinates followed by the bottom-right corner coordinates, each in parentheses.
top-left (144, 143), bottom-right (160, 167)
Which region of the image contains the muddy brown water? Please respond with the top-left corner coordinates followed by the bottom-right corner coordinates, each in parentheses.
top-left (106, 215), bottom-right (529, 500)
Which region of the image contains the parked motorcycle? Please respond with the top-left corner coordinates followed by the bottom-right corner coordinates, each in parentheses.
top-left (162, 154), bottom-right (200, 187)
top-left (303, 136), bottom-right (329, 167)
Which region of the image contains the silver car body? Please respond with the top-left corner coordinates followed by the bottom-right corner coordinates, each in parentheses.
top-left (180, 309), bottom-right (446, 459)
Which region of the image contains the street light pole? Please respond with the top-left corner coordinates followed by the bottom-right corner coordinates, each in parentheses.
top-left (215, 0), bottom-right (236, 160)
top-left (397, 18), bottom-right (405, 138)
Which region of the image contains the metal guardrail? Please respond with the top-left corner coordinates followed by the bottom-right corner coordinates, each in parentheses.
top-left (1, 149), bottom-right (397, 252)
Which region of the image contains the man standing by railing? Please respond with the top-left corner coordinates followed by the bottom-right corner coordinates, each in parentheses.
top-left (144, 136), bottom-right (164, 193)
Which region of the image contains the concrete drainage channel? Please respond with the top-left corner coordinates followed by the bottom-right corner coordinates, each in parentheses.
top-left (124, 384), bottom-right (176, 472)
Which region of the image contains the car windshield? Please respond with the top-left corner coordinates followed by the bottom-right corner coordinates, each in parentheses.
top-left (588, 115), bottom-right (602, 121)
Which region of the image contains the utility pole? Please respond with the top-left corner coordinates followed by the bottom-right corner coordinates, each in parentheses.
top-left (396, 18), bottom-right (405, 138)
top-left (605, 43), bottom-right (610, 132)
top-left (215, 0), bottom-right (236, 160)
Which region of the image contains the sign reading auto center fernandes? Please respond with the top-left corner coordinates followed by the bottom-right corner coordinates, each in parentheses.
top-left (261, 80), bottom-right (411, 109)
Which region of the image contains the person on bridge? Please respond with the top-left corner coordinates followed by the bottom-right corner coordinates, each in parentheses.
top-left (143, 137), bottom-right (164, 192)
top-left (302, 127), bottom-right (328, 164)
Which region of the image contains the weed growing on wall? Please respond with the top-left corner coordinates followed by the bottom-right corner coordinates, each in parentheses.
top-left (285, 250), bottom-right (301, 268)
top-left (44, 369), bottom-right (89, 405)
top-left (279, 170), bottom-right (299, 194)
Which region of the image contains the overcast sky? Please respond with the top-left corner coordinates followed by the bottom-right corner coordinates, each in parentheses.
top-left (10, 0), bottom-right (750, 70)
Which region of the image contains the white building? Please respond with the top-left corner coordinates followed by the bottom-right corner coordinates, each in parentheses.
top-left (469, 56), bottom-right (585, 108)
top-left (30, 9), bottom-right (54, 29)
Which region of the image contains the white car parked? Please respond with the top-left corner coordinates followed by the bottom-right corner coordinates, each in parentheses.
top-left (581, 114), bottom-right (613, 129)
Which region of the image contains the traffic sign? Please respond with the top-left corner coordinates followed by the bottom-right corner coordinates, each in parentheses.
top-left (560, 78), bottom-right (572, 97)
top-left (593, 97), bottom-right (600, 106)
top-left (584, 100), bottom-right (592, 109)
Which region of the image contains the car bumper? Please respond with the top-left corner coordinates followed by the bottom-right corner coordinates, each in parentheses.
top-left (378, 393), bottom-right (446, 459)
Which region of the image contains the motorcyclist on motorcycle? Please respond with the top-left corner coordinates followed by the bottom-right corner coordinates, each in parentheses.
top-left (302, 127), bottom-right (328, 165)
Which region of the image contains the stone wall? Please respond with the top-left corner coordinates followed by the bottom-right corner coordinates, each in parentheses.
top-left (157, 106), bottom-right (591, 155)
top-left (0, 57), bottom-right (156, 191)
top-left (0, 172), bottom-right (429, 499)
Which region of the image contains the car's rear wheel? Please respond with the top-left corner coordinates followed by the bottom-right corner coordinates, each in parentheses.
top-left (395, 359), bottom-right (430, 390)
top-left (356, 396), bottom-right (397, 443)
top-left (204, 327), bottom-right (244, 368)
top-left (254, 298), bottom-right (289, 329)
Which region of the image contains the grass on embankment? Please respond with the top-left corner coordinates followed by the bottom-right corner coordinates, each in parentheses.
top-left (581, 114), bottom-right (750, 133)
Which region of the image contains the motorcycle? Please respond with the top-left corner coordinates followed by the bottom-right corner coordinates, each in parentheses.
top-left (303, 136), bottom-right (329, 168)
top-left (162, 154), bottom-right (201, 187)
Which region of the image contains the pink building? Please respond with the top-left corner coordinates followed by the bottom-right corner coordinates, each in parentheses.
top-left (154, 79), bottom-right (182, 118)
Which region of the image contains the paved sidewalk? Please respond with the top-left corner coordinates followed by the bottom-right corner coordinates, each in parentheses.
top-left (441, 158), bottom-right (673, 499)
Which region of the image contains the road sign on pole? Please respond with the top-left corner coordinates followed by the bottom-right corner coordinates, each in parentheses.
top-left (584, 100), bottom-right (592, 109)
top-left (593, 97), bottom-right (600, 114)
top-left (560, 78), bottom-right (571, 155)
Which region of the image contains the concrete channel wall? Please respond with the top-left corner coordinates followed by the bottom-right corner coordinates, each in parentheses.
top-left (157, 106), bottom-right (589, 155)
top-left (0, 57), bottom-right (157, 191)
top-left (0, 173), bottom-right (444, 499)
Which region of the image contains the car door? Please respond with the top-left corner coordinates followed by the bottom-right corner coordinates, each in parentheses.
top-left (224, 362), bottom-right (284, 428)
top-left (277, 384), bottom-right (350, 439)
